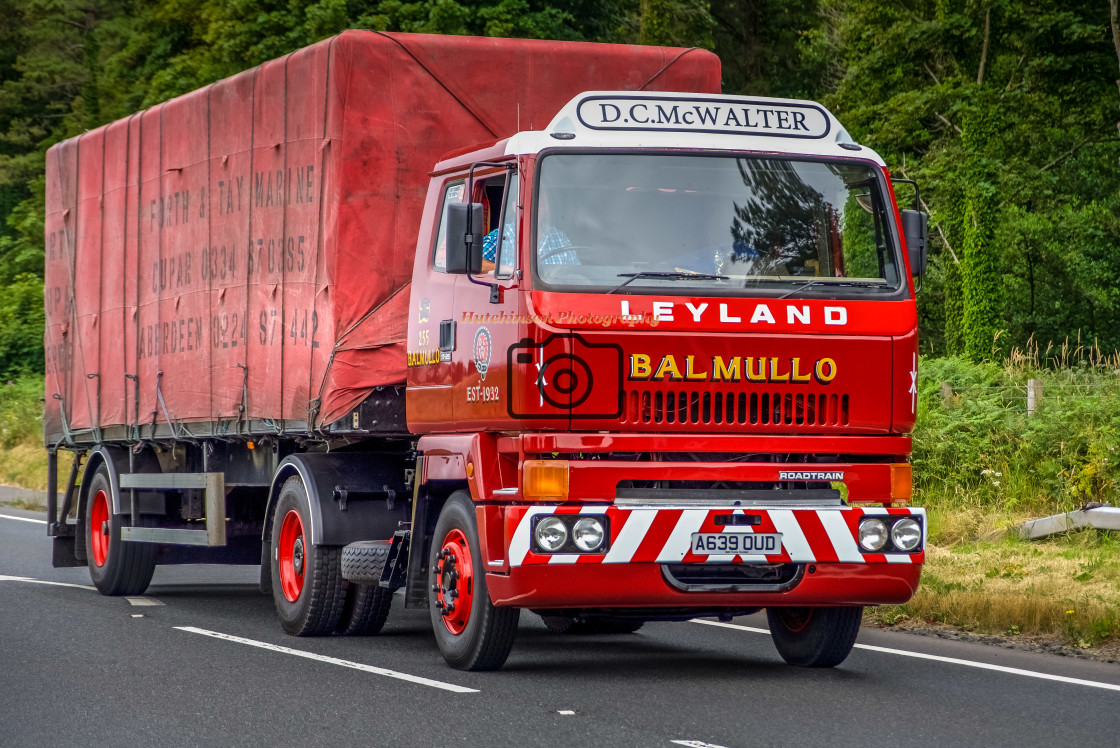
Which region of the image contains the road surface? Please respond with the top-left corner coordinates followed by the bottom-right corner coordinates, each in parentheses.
top-left (2, 508), bottom-right (1117, 747)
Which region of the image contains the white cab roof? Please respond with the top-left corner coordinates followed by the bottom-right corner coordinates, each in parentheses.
top-left (505, 91), bottom-right (885, 165)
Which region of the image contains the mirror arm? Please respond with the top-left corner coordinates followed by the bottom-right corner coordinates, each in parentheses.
top-left (464, 161), bottom-right (517, 290)
top-left (893, 177), bottom-right (927, 292)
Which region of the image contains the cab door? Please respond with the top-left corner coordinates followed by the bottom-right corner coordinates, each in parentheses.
top-left (452, 167), bottom-right (523, 428)
top-left (406, 177), bottom-right (466, 432)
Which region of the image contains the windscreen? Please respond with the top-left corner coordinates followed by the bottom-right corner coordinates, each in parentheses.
top-left (533, 153), bottom-right (905, 297)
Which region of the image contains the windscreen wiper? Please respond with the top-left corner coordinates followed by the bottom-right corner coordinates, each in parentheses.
top-left (610, 271), bottom-right (729, 295)
top-left (777, 278), bottom-right (891, 299)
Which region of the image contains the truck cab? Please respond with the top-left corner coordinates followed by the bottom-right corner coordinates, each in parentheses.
top-left (404, 91), bottom-right (928, 669)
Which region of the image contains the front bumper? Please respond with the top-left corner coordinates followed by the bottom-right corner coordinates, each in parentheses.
top-left (484, 505), bottom-right (925, 609)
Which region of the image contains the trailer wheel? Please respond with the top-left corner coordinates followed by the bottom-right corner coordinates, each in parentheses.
top-left (269, 476), bottom-right (345, 636)
top-left (84, 465), bottom-right (156, 596)
top-left (337, 583), bottom-right (393, 636)
top-left (429, 492), bottom-right (519, 670)
top-left (767, 606), bottom-right (862, 667)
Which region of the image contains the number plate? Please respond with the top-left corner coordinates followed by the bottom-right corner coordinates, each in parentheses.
top-left (690, 533), bottom-right (782, 555)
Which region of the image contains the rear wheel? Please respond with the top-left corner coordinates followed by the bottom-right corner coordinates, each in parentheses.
top-left (84, 465), bottom-right (156, 596)
top-left (337, 583), bottom-right (393, 636)
top-left (767, 606), bottom-right (862, 667)
top-left (429, 493), bottom-right (519, 670)
top-left (269, 477), bottom-right (346, 636)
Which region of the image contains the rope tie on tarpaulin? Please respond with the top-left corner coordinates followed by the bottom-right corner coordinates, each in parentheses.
top-left (372, 32), bottom-right (501, 139)
top-left (304, 35), bottom-right (337, 435)
top-left (639, 47), bottom-right (705, 91)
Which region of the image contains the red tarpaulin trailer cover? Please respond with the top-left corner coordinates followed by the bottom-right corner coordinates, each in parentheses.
top-left (43, 30), bottom-right (720, 442)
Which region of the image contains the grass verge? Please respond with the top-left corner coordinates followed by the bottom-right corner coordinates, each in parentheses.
top-left (870, 529), bottom-right (1120, 649)
top-left (0, 442), bottom-right (74, 493)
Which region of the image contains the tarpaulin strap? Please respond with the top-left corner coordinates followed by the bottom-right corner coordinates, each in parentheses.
top-left (639, 48), bottom-right (704, 91)
top-left (307, 35), bottom-right (338, 425)
top-left (237, 363), bottom-right (249, 436)
top-left (373, 32), bottom-right (501, 138)
top-left (155, 371), bottom-right (193, 441)
top-left (51, 394), bottom-right (74, 447)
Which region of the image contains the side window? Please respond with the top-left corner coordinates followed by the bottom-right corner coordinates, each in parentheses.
top-left (432, 181), bottom-right (465, 273)
top-left (495, 174), bottom-right (519, 279)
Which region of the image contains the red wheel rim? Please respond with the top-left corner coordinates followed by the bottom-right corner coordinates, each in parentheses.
top-left (89, 490), bottom-right (110, 567)
top-left (777, 607), bottom-right (814, 633)
top-left (434, 528), bottom-right (474, 635)
top-left (278, 510), bottom-right (305, 602)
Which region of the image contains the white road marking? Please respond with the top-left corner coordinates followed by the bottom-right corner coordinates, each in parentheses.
top-left (175, 626), bottom-right (479, 694)
top-left (126, 596), bottom-right (165, 606)
top-left (0, 513), bottom-right (47, 525)
top-left (690, 619), bottom-right (1120, 693)
top-left (557, 710), bottom-right (576, 715)
top-left (691, 619), bottom-right (770, 634)
top-left (0, 574), bottom-right (96, 591)
top-left (131, 614), bottom-right (144, 618)
top-left (672, 740), bottom-right (729, 748)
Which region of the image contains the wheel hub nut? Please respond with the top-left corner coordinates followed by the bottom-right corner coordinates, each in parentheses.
top-left (293, 537), bottom-right (305, 575)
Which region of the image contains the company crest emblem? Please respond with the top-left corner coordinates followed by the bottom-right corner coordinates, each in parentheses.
top-left (473, 327), bottom-right (492, 381)
top-left (417, 297), bottom-right (430, 323)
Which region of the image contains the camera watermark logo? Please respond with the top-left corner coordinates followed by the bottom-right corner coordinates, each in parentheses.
top-left (506, 333), bottom-right (624, 420)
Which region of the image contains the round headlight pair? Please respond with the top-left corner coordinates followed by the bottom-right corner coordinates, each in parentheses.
top-left (857, 517), bottom-right (921, 552)
top-left (534, 516), bottom-right (605, 553)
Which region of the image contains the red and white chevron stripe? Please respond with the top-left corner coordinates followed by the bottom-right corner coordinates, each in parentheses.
top-left (507, 505), bottom-right (925, 567)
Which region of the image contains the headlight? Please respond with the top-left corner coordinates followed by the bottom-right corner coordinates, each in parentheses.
top-left (858, 518), bottom-right (888, 552)
top-left (890, 517), bottom-right (922, 552)
top-left (572, 517), bottom-right (605, 552)
top-left (534, 516), bottom-right (568, 552)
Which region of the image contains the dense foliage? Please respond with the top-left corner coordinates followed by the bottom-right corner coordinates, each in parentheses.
top-left (914, 354), bottom-right (1120, 515)
top-left (0, 0), bottom-right (1117, 376)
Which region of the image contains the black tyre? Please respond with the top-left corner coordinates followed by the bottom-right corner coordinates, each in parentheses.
top-left (429, 492), bottom-right (520, 670)
top-left (270, 476), bottom-right (346, 636)
top-left (341, 540), bottom-right (391, 585)
top-left (337, 583), bottom-right (393, 636)
top-left (767, 606), bottom-right (862, 667)
top-left (84, 465), bottom-right (156, 596)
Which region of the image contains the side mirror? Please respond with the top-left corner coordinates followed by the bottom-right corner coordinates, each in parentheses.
top-left (445, 202), bottom-right (485, 275)
top-left (900, 209), bottom-right (928, 278)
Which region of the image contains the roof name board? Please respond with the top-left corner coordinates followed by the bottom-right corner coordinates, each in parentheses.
top-left (575, 95), bottom-right (831, 140)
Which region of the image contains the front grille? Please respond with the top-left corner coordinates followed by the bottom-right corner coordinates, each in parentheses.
top-left (621, 389), bottom-right (849, 427)
top-left (662, 563), bottom-right (804, 592)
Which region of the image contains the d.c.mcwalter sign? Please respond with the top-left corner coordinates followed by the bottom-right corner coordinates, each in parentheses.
top-left (576, 95), bottom-right (831, 139)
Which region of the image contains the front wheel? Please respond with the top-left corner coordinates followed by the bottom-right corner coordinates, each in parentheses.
top-left (767, 606), bottom-right (862, 668)
top-left (429, 493), bottom-right (519, 670)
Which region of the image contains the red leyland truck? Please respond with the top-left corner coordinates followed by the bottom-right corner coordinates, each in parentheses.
top-left (44, 30), bottom-right (930, 671)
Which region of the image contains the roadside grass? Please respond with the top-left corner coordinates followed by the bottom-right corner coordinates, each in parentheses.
top-left (0, 442), bottom-right (73, 494)
top-left (871, 346), bottom-right (1120, 648)
top-left (0, 376), bottom-right (74, 495)
top-left (870, 531), bottom-right (1120, 647)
